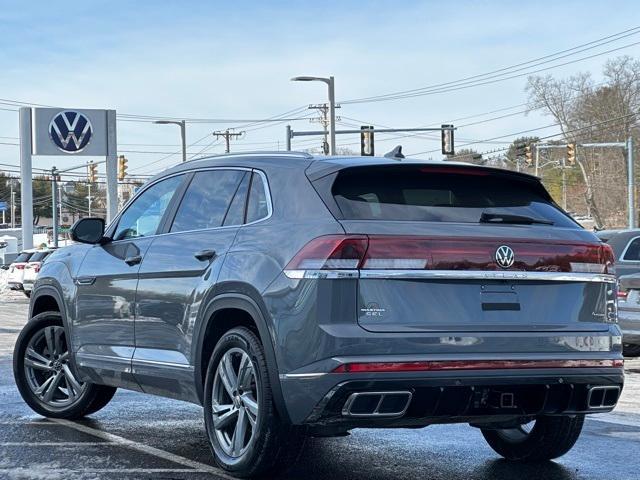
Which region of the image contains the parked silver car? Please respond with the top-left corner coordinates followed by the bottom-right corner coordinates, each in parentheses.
top-left (596, 228), bottom-right (640, 277)
top-left (616, 273), bottom-right (640, 357)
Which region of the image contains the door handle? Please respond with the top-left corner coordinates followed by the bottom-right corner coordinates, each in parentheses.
top-left (194, 249), bottom-right (217, 261)
top-left (124, 255), bottom-right (142, 266)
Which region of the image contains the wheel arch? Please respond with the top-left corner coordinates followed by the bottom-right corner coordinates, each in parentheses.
top-left (193, 291), bottom-right (290, 423)
top-left (29, 285), bottom-right (82, 377)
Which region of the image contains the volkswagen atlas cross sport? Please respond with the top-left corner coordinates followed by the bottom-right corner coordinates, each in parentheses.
top-left (14, 152), bottom-right (624, 477)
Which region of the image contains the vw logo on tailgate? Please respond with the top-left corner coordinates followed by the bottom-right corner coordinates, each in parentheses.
top-left (49, 110), bottom-right (93, 153)
top-left (495, 245), bottom-right (515, 269)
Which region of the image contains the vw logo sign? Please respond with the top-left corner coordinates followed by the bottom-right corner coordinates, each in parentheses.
top-left (495, 245), bottom-right (515, 269)
top-left (49, 110), bottom-right (93, 153)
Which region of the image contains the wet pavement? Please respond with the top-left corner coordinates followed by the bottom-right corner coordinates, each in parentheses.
top-left (1, 292), bottom-right (640, 479)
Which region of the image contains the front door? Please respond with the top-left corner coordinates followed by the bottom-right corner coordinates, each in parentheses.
top-left (132, 168), bottom-right (251, 401)
top-left (73, 174), bottom-right (185, 389)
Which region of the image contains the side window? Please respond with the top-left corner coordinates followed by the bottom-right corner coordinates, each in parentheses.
top-left (623, 238), bottom-right (640, 261)
top-left (246, 172), bottom-right (270, 223)
top-left (170, 170), bottom-right (245, 232)
top-left (113, 175), bottom-right (183, 241)
top-left (223, 172), bottom-right (250, 226)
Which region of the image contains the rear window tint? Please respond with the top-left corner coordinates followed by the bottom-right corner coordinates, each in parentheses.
top-left (29, 251), bottom-right (50, 262)
top-left (623, 238), bottom-right (640, 260)
top-left (331, 166), bottom-right (576, 227)
top-left (14, 252), bottom-right (33, 263)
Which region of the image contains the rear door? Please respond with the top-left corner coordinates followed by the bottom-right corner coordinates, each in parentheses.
top-left (132, 168), bottom-right (254, 400)
top-left (313, 164), bottom-right (616, 333)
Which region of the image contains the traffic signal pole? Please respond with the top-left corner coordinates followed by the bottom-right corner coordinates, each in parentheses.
top-left (535, 140), bottom-right (634, 228)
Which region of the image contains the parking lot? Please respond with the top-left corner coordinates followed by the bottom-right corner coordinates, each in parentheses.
top-left (1, 290), bottom-right (640, 480)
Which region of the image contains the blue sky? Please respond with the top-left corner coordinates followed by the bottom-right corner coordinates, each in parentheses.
top-left (0, 1), bottom-right (639, 176)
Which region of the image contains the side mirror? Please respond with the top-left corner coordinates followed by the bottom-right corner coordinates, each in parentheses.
top-left (70, 218), bottom-right (106, 244)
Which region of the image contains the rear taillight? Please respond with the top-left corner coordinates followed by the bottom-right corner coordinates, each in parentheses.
top-left (14, 264), bottom-right (25, 270)
top-left (285, 235), bottom-right (368, 270)
top-left (33, 263), bottom-right (42, 273)
top-left (285, 235), bottom-right (616, 273)
top-left (617, 290), bottom-right (628, 301)
top-left (332, 359), bottom-right (624, 373)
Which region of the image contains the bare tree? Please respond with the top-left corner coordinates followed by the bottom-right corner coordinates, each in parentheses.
top-left (526, 56), bottom-right (640, 228)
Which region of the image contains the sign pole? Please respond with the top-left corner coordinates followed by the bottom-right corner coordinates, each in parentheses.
top-left (106, 110), bottom-right (118, 223)
top-left (51, 168), bottom-right (58, 248)
top-left (19, 107), bottom-right (33, 250)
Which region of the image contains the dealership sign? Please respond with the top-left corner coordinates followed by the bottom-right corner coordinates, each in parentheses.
top-left (32, 108), bottom-right (109, 156)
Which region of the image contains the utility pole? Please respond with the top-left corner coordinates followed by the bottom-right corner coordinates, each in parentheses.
top-left (628, 136), bottom-right (635, 228)
top-left (561, 156), bottom-right (568, 211)
top-left (51, 167), bottom-right (58, 248)
top-left (213, 129), bottom-right (244, 153)
top-left (308, 104), bottom-right (341, 154)
top-left (87, 183), bottom-right (92, 217)
top-left (10, 182), bottom-right (16, 229)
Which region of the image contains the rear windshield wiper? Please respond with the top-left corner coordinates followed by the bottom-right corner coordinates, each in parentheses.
top-left (480, 212), bottom-right (554, 225)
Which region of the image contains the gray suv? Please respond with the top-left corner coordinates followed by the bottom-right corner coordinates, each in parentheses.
top-left (14, 153), bottom-right (624, 477)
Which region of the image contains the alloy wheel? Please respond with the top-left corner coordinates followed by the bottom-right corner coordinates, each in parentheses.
top-left (23, 325), bottom-right (86, 407)
top-left (211, 347), bottom-right (260, 458)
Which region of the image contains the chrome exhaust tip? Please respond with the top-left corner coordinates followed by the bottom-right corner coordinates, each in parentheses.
top-left (342, 391), bottom-right (412, 418)
top-left (587, 386), bottom-right (620, 410)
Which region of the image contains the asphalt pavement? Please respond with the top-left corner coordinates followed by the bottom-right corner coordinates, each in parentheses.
top-left (2, 291), bottom-right (640, 480)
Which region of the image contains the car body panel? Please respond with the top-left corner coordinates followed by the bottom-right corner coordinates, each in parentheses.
top-left (132, 228), bottom-right (239, 401)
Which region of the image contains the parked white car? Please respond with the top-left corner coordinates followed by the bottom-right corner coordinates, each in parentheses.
top-left (21, 249), bottom-right (55, 297)
top-left (6, 250), bottom-right (38, 291)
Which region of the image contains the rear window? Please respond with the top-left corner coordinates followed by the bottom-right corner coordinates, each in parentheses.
top-left (29, 251), bottom-right (50, 262)
top-left (330, 166), bottom-right (576, 227)
top-left (14, 252), bottom-right (33, 263)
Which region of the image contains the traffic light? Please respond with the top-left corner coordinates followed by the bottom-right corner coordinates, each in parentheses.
top-left (118, 155), bottom-right (128, 180)
top-left (441, 124), bottom-right (455, 155)
top-left (360, 126), bottom-right (374, 156)
top-left (87, 162), bottom-right (97, 183)
top-left (567, 143), bottom-right (576, 165)
top-left (525, 145), bottom-right (533, 165)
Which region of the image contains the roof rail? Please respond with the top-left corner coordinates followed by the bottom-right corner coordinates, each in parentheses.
top-left (189, 151), bottom-right (313, 162)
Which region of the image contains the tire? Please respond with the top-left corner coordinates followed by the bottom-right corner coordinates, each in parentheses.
top-left (481, 415), bottom-right (584, 461)
top-left (13, 311), bottom-right (117, 419)
top-left (623, 343), bottom-right (640, 357)
top-left (203, 327), bottom-right (306, 478)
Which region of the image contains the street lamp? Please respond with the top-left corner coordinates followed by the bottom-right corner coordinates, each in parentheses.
top-left (291, 76), bottom-right (336, 155)
top-left (154, 120), bottom-right (187, 162)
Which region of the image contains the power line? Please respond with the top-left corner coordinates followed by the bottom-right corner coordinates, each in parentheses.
top-left (341, 27), bottom-right (640, 104)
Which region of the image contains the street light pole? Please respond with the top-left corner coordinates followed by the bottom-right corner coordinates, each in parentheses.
top-left (154, 120), bottom-right (187, 162)
top-left (327, 76), bottom-right (336, 155)
top-left (291, 75), bottom-right (337, 155)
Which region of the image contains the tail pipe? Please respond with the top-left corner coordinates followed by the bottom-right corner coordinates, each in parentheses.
top-left (342, 391), bottom-right (412, 418)
top-left (586, 386), bottom-right (621, 410)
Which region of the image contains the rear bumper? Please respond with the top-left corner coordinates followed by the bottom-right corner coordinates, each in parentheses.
top-left (280, 366), bottom-right (624, 426)
top-left (7, 281), bottom-right (23, 290)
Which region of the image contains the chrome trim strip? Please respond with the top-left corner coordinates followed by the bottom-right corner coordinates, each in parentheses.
top-left (131, 358), bottom-right (194, 369)
top-left (284, 269), bottom-right (359, 279)
top-left (279, 372), bottom-right (328, 380)
top-left (284, 269), bottom-right (617, 283)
